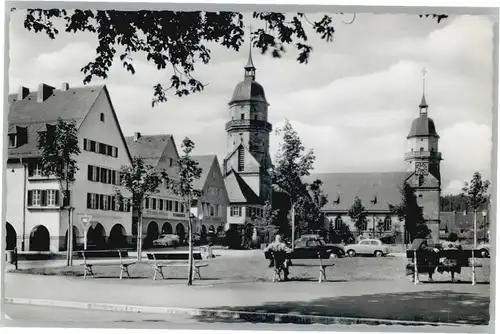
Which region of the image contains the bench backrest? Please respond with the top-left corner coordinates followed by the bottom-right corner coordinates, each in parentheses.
top-left (147, 252), bottom-right (202, 261)
top-left (78, 249), bottom-right (128, 265)
top-left (406, 249), bottom-right (483, 260)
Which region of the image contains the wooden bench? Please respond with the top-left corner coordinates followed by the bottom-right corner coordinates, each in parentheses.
top-left (146, 251), bottom-right (208, 281)
top-left (406, 249), bottom-right (487, 283)
top-left (266, 250), bottom-right (335, 283)
top-left (77, 250), bottom-right (136, 280)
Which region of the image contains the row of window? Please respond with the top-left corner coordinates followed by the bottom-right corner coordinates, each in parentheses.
top-left (87, 165), bottom-right (122, 185)
top-left (27, 189), bottom-right (60, 207)
top-left (332, 216), bottom-right (392, 231)
top-left (83, 138), bottom-right (118, 158)
top-left (229, 206), bottom-right (264, 217)
top-left (86, 193), bottom-right (131, 212)
top-left (201, 202), bottom-right (224, 217)
top-left (206, 186), bottom-right (222, 197)
top-left (145, 197), bottom-right (185, 213)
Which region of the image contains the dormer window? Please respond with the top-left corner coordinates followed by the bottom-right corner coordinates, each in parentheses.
top-left (100, 113), bottom-right (105, 122)
top-left (8, 134), bottom-right (16, 148)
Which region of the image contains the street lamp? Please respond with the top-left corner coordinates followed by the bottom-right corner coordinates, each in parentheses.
top-left (482, 210), bottom-right (488, 242)
top-left (79, 214), bottom-right (92, 250)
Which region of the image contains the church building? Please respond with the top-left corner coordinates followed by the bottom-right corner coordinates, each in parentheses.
top-left (223, 48), bottom-right (273, 230)
top-left (303, 79), bottom-right (443, 243)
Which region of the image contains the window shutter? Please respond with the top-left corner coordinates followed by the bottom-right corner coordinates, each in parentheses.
top-left (108, 169), bottom-right (112, 184)
top-left (87, 193), bottom-right (91, 209)
top-left (95, 167), bottom-right (100, 182)
top-left (27, 190), bottom-right (33, 206)
top-left (55, 190), bottom-right (60, 206)
top-left (41, 190), bottom-right (47, 206)
top-left (112, 170), bottom-right (116, 185)
top-left (87, 165), bottom-right (93, 181)
top-left (99, 194), bottom-right (104, 210)
top-left (84, 138), bottom-right (88, 151)
top-left (115, 147), bottom-right (118, 158)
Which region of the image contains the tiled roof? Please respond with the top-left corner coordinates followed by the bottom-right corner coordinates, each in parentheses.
top-left (191, 155), bottom-right (217, 190)
top-left (224, 169), bottom-right (261, 205)
top-left (125, 134), bottom-right (172, 167)
top-left (8, 85), bottom-right (105, 159)
top-left (301, 171), bottom-right (413, 213)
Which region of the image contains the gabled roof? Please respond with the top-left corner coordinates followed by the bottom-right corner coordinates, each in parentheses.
top-left (7, 85), bottom-right (107, 159)
top-left (191, 154), bottom-right (217, 190)
top-left (302, 171), bottom-right (413, 213)
top-left (9, 85), bottom-right (104, 126)
top-left (125, 134), bottom-right (172, 167)
top-left (224, 169), bottom-right (261, 205)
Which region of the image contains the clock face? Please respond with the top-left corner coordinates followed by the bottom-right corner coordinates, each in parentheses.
top-left (415, 161), bottom-right (429, 175)
top-left (249, 132), bottom-right (262, 151)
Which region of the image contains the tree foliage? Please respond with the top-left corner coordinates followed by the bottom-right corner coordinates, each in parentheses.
top-left (271, 119), bottom-right (325, 237)
top-left (461, 172), bottom-right (491, 211)
top-left (19, 9), bottom-right (447, 105)
top-left (38, 117), bottom-right (81, 205)
top-left (116, 157), bottom-right (166, 260)
top-left (348, 197), bottom-right (368, 233)
top-left (389, 183), bottom-right (429, 241)
top-left (166, 137), bottom-right (203, 286)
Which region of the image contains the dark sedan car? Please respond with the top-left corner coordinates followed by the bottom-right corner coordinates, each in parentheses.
top-left (293, 236), bottom-right (345, 259)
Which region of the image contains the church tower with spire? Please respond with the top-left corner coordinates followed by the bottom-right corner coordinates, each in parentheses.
top-left (223, 42), bottom-right (273, 227)
top-left (404, 69), bottom-right (442, 242)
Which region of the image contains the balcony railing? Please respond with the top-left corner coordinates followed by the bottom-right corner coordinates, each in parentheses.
top-left (225, 119), bottom-right (272, 132)
top-left (404, 151), bottom-right (442, 160)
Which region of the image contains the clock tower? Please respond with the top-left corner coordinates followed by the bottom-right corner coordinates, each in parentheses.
top-left (404, 69), bottom-right (442, 242)
top-left (223, 44), bottom-right (273, 206)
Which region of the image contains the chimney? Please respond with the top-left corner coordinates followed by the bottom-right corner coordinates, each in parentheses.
top-left (61, 83), bottom-right (69, 91)
top-left (18, 86), bottom-right (30, 100)
top-left (134, 132), bottom-right (141, 142)
top-left (37, 83), bottom-right (55, 103)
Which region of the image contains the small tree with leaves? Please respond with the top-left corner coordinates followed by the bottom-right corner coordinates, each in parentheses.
top-left (348, 197), bottom-right (368, 237)
top-left (116, 157), bottom-right (166, 261)
top-left (389, 183), bottom-right (429, 242)
top-left (166, 138), bottom-right (203, 286)
top-left (271, 119), bottom-right (316, 240)
top-left (38, 117), bottom-right (80, 265)
top-left (462, 172), bottom-right (491, 212)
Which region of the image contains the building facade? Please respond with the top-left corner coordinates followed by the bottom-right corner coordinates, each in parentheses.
top-left (6, 83), bottom-right (133, 252)
top-left (304, 91), bottom-right (443, 243)
top-left (125, 133), bottom-right (189, 246)
top-left (190, 155), bottom-right (230, 234)
top-left (223, 48), bottom-right (273, 228)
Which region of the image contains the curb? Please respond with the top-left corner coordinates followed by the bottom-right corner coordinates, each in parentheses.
top-left (5, 297), bottom-right (463, 327)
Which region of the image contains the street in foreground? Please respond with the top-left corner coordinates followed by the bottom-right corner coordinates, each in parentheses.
top-left (3, 304), bottom-right (490, 333)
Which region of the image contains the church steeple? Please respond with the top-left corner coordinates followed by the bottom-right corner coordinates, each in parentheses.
top-left (419, 68), bottom-right (428, 114)
top-left (244, 27), bottom-right (256, 80)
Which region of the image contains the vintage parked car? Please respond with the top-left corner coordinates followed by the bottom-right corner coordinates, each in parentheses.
top-left (293, 236), bottom-right (345, 258)
top-left (345, 238), bottom-right (390, 257)
top-left (478, 243), bottom-right (490, 258)
top-left (152, 234), bottom-right (180, 248)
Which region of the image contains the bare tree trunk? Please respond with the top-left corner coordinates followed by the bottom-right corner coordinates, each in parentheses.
top-left (137, 211), bottom-right (143, 262)
top-left (187, 199), bottom-right (194, 286)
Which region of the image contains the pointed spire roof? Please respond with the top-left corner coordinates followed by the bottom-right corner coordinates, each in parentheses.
top-left (419, 94), bottom-right (428, 109)
top-left (244, 45), bottom-right (255, 70)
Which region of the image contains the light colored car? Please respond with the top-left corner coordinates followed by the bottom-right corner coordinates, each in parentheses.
top-left (345, 239), bottom-right (389, 257)
top-left (152, 234), bottom-right (180, 248)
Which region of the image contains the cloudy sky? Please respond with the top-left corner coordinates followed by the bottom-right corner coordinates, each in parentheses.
top-left (8, 10), bottom-right (494, 195)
